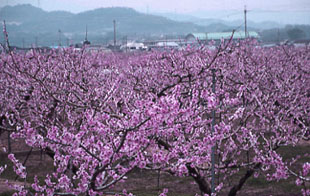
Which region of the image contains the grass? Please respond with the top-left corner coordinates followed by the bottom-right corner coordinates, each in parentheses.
top-left (277, 145), bottom-right (310, 161)
top-left (0, 156), bottom-right (17, 181)
top-left (0, 152), bottom-right (54, 190)
top-left (0, 191), bottom-right (15, 196)
top-left (239, 144), bottom-right (310, 196)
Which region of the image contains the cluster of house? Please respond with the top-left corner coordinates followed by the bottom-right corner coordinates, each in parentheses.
top-left (8, 30), bottom-right (309, 54)
top-left (80, 31), bottom-right (260, 53)
top-left (0, 31), bottom-right (260, 53)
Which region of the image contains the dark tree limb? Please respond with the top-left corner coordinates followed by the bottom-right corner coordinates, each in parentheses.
top-left (228, 163), bottom-right (261, 196)
top-left (186, 164), bottom-right (212, 195)
top-left (44, 147), bottom-right (78, 174)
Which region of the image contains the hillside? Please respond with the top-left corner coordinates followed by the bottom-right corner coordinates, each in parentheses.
top-left (0, 4), bottom-right (205, 47)
top-left (157, 12), bottom-right (284, 30)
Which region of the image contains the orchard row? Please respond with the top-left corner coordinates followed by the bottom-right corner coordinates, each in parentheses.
top-left (0, 40), bottom-right (309, 196)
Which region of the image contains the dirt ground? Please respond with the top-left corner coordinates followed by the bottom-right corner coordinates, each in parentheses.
top-left (0, 178), bottom-right (12, 194)
top-left (0, 130), bottom-right (309, 196)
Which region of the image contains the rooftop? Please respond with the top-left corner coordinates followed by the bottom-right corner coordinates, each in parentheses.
top-left (187, 31), bottom-right (260, 40)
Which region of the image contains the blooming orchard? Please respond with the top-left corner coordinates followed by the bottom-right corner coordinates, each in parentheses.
top-left (0, 40), bottom-right (309, 195)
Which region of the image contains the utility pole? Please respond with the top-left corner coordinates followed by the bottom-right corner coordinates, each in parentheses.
top-left (113, 20), bottom-right (116, 49)
top-left (2, 21), bottom-right (6, 51)
top-left (125, 35), bottom-right (128, 52)
top-left (2, 20), bottom-right (10, 53)
top-left (58, 29), bottom-right (62, 46)
top-left (244, 5), bottom-right (247, 38)
top-left (35, 36), bottom-right (38, 48)
top-left (83, 25), bottom-right (90, 45)
top-left (85, 25), bottom-right (88, 41)
top-left (277, 28), bottom-right (280, 44)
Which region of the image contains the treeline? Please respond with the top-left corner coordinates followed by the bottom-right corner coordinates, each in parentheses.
top-left (260, 24), bottom-right (310, 43)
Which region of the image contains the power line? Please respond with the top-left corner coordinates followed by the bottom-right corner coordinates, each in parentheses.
top-left (245, 9), bottom-right (310, 13)
top-left (224, 11), bottom-right (243, 18)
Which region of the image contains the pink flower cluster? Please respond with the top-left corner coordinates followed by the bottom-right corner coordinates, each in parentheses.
top-left (8, 154), bottom-right (27, 179)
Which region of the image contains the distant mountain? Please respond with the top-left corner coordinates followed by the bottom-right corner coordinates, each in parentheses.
top-left (0, 4), bottom-right (47, 23)
top-left (187, 10), bottom-right (310, 25)
top-left (69, 7), bottom-right (203, 34)
top-left (155, 12), bottom-right (284, 31)
top-left (0, 4), bottom-right (206, 47)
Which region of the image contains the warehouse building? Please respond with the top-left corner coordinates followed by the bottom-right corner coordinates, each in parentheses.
top-left (185, 31), bottom-right (260, 44)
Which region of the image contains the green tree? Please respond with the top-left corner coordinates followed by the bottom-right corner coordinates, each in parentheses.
top-left (287, 28), bottom-right (306, 41)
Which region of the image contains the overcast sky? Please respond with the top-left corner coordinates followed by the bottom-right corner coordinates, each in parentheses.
top-left (0, 0), bottom-right (309, 24)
